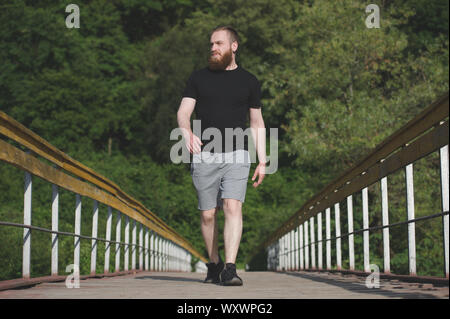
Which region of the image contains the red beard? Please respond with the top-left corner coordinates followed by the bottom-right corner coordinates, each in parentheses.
top-left (208, 48), bottom-right (233, 71)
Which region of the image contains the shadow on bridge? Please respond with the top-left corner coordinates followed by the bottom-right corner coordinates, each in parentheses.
top-left (134, 275), bottom-right (203, 283)
top-left (282, 271), bottom-right (445, 299)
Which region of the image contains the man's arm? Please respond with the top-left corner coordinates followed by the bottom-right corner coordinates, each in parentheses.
top-left (177, 97), bottom-right (202, 154)
top-left (249, 107), bottom-right (266, 188)
top-left (249, 107), bottom-right (266, 164)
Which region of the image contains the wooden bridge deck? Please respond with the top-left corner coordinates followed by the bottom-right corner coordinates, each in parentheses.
top-left (0, 271), bottom-right (447, 299)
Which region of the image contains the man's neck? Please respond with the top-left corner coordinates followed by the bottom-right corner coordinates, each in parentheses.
top-left (225, 62), bottom-right (238, 71)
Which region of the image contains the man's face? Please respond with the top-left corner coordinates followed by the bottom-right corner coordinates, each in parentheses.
top-left (208, 30), bottom-right (234, 71)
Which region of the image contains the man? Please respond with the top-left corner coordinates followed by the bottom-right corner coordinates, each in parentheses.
top-left (177, 26), bottom-right (266, 286)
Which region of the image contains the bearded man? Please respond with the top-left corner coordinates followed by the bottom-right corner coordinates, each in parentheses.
top-left (177, 26), bottom-right (266, 286)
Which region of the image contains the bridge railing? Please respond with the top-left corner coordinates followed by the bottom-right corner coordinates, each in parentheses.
top-left (0, 111), bottom-right (207, 289)
top-left (254, 93), bottom-right (449, 282)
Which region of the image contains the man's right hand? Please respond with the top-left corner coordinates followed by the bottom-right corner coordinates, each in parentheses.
top-left (183, 131), bottom-right (203, 154)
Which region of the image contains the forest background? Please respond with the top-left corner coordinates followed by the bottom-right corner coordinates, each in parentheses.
top-left (0, 0), bottom-right (448, 280)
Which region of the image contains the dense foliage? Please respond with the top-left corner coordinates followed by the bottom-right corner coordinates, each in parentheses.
top-left (0, 0), bottom-right (448, 280)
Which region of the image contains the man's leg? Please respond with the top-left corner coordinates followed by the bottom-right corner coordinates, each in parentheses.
top-left (201, 206), bottom-right (220, 264)
top-left (222, 198), bottom-right (243, 264)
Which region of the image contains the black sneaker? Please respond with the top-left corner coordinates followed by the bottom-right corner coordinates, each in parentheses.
top-left (204, 257), bottom-right (224, 284)
top-left (219, 263), bottom-right (243, 286)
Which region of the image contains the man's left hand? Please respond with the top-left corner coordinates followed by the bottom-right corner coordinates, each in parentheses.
top-left (251, 162), bottom-right (266, 188)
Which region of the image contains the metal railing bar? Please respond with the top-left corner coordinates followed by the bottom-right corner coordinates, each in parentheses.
top-left (279, 211), bottom-right (449, 254)
top-left (0, 219), bottom-right (160, 251)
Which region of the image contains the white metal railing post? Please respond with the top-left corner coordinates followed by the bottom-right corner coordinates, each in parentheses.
top-left (124, 216), bottom-right (129, 271)
top-left (275, 240), bottom-right (278, 271)
top-left (159, 236), bottom-right (164, 271)
top-left (287, 231), bottom-right (292, 270)
top-left (335, 203), bottom-right (341, 270)
top-left (406, 163), bottom-right (417, 276)
top-left (291, 230), bottom-right (295, 270)
top-left (440, 144), bottom-right (449, 278)
top-left (292, 230), bottom-right (296, 270)
top-left (139, 223), bottom-right (143, 271)
top-left (317, 212), bottom-right (323, 270)
top-left (104, 206), bottom-right (112, 273)
top-left (150, 231), bottom-right (154, 271)
top-left (285, 234), bottom-right (288, 271)
top-left (161, 238), bottom-right (165, 271)
top-left (269, 245), bottom-right (271, 271)
top-left (347, 195), bottom-right (355, 271)
top-left (23, 171), bottom-right (32, 279)
top-left (51, 184), bottom-right (59, 276)
top-left (176, 244), bottom-right (178, 271)
top-left (178, 246), bottom-right (180, 272)
top-left (176, 244), bottom-right (179, 271)
top-left (115, 211), bottom-right (121, 273)
top-left (185, 250), bottom-right (189, 272)
top-left (164, 239), bottom-right (168, 271)
top-left (158, 235), bottom-right (162, 271)
top-left (280, 235), bottom-right (284, 271)
top-left (281, 237), bottom-right (284, 271)
top-left (188, 254), bottom-right (191, 272)
top-left (279, 236), bottom-right (284, 271)
top-left (310, 217), bottom-right (316, 269)
top-left (165, 239), bottom-right (168, 271)
top-left (145, 227), bottom-right (149, 271)
top-left (299, 225), bottom-right (304, 270)
top-left (294, 228), bottom-right (299, 270)
top-left (274, 240), bottom-right (277, 271)
top-left (325, 207), bottom-right (331, 270)
top-left (166, 241), bottom-right (173, 271)
top-left (173, 243), bottom-right (175, 271)
top-left (182, 248), bottom-right (184, 272)
top-left (178, 248), bottom-right (181, 271)
top-left (90, 200), bottom-right (98, 275)
top-left (278, 238), bottom-right (281, 271)
top-left (132, 220), bottom-right (137, 271)
top-left (274, 244), bottom-right (277, 271)
top-left (74, 194), bottom-right (81, 274)
top-left (155, 234), bottom-right (159, 271)
top-left (381, 176), bottom-right (391, 273)
top-left (280, 235), bottom-right (286, 271)
top-left (304, 220), bottom-right (309, 269)
top-left (362, 187), bottom-right (370, 273)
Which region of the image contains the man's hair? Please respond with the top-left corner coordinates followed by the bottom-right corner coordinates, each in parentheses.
top-left (210, 25), bottom-right (240, 45)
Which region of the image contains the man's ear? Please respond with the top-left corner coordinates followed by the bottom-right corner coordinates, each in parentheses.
top-left (232, 41), bottom-right (238, 53)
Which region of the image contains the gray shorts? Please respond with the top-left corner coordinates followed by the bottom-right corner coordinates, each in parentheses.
top-left (190, 150), bottom-right (251, 211)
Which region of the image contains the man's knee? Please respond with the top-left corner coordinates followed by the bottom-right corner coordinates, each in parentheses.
top-left (201, 207), bottom-right (219, 224)
top-left (223, 199), bottom-right (242, 217)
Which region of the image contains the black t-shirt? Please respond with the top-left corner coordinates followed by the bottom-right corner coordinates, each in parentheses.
top-left (182, 65), bottom-right (262, 153)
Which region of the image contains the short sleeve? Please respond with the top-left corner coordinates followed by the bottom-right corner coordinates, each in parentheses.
top-left (249, 77), bottom-right (262, 109)
top-left (182, 72), bottom-right (198, 100)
